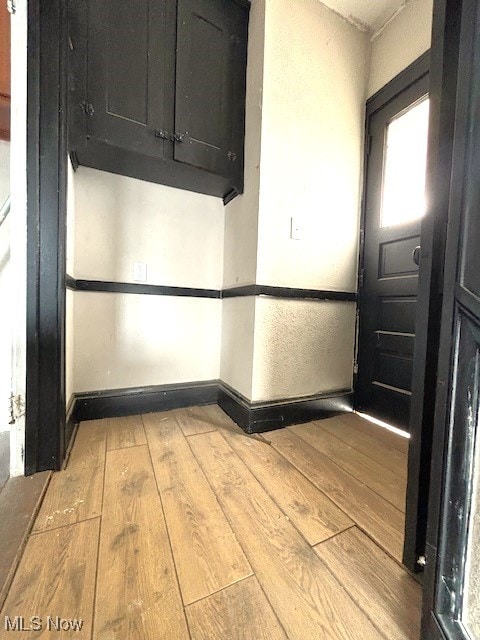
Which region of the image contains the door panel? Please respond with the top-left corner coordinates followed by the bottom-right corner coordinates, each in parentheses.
top-left (174, 0), bottom-right (246, 179)
top-left (356, 75), bottom-right (430, 431)
top-left (87, 0), bottom-right (172, 159)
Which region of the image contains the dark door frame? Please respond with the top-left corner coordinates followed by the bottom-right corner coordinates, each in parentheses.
top-left (25, 0), bottom-right (68, 474)
top-left (357, 51), bottom-right (433, 573)
top-left (403, 0), bottom-right (462, 573)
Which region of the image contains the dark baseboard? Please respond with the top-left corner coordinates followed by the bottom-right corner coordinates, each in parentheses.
top-left (66, 380), bottom-right (352, 434)
top-left (217, 383), bottom-right (353, 433)
top-left (73, 380), bottom-right (219, 422)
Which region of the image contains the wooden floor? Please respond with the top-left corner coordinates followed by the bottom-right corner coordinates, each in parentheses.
top-left (0, 407), bottom-right (421, 639)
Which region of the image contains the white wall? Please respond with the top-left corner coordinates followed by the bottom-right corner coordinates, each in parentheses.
top-left (0, 141), bottom-right (10, 429)
top-left (222, 0), bottom-right (265, 288)
top-left (220, 297), bottom-right (256, 399)
top-left (0, 140), bottom-right (9, 206)
top-left (9, 0), bottom-right (27, 476)
top-left (73, 292), bottom-right (221, 393)
top-left (67, 165), bottom-right (225, 395)
top-left (0, 215), bottom-right (11, 430)
top-left (257, 0), bottom-right (369, 293)
top-left (368, 0), bottom-right (434, 97)
top-left (72, 167), bottom-right (224, 289)
top-left (222, 0), bottom-right (368, 403)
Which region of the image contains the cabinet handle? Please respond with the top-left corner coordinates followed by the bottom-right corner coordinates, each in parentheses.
top-left (154, 129), bottom-right (171, 140)
top-left (227, 151), bottom-right (237, 162)
top-left (173, 132), bottom-right (186, 143)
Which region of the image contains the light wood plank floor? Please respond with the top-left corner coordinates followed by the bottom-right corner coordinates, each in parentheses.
top-left (0, 407), bottom-right (421, 640)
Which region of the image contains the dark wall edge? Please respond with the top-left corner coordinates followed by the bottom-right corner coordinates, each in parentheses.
top-left (65, 275), bottom-right (358, 302)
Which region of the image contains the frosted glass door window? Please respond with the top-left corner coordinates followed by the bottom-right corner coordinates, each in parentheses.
top-left (381, 97), bottom-right (430, 228)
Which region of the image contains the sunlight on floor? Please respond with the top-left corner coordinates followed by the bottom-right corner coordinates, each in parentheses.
top-left (355, 411), bottom-right (410, 439)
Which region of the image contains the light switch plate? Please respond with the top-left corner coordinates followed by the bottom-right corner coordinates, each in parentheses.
top-left (133, 261), bottom-right (147, 282)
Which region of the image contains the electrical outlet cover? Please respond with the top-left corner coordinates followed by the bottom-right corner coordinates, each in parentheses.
top-left (133, 261), bottom-right (147, 282)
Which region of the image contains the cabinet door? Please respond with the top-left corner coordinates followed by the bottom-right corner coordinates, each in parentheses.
top-left (174, 0), bottom-right (247, 179)
top-left (86, 0), bottom-right (174, 159)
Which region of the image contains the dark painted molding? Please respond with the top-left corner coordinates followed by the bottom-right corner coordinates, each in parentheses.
top-left (74, 279), bottom-right (222, 299)
top-left (73, 380), bottom-right (219, 422)
top-left (65, 274), bottom-right (76, 290)
top-left (222, 284), bottom-right (357, 301)
top-left (366, 51), bottom-right (430, 118)
top-left (65, 275), bottom-right (357, 302)
top-left (67, 380), bottom-right (353, 433)
top-left (217, 382), bottom-right (353, 433)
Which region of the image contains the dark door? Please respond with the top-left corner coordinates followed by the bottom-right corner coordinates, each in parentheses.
top-left (356, 72), bottom-right (430, 430)
top-left (422, 0), bottom-right (480, 637)
top-left (86, 0), bottom-right (175, 159)
top-left (174, 0), bottom-right (247, 181)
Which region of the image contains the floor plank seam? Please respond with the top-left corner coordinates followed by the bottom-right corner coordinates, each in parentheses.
top-left (311, 421), bottom-right (408, 481)
top-left (220, 437), bottom-right (352, 549)
top-left (313, 524), bottom-right (357, 548)
top-left (185, 428), bottom-right (217, 437)
top-left (336, 414), bottom-right (409, 455)
top-left (89, 430), bottom-right (107, 639)
top-left (30, 513), bottom-right (102, 536)
top-left (350, 523), bottom-right (411, 575)
top-left (292, 429), bottom-right (406, 514)
top-left (268, 441), bottom-right (358, 526)
top-left (186, 431), bottom-right (292, 640)
top-left (184, 573), bottom-right (254, 609)
top-left (143, 416), bottom-right (193, 638)
top-left (314, 548), bottom-right (393, 640)
top-left (0, 472), bottom-right (53, 614)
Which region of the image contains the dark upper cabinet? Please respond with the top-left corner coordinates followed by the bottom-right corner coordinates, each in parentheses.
top-left (68, 0), bottom-right (249, 202)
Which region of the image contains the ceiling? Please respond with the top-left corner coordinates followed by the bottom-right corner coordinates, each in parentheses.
top-left (320, 0), bottom-right (409, 33)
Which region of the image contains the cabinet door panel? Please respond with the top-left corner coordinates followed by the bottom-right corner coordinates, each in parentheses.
top-left (87, 0), bottom-right (171, 159)
top-left (175, 0), bottom-right (234, 177)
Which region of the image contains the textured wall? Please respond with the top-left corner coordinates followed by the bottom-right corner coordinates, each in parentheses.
top-left (251, 298), bottom-right (356, 402)
top-left (220, 297), bottom-right (256, 399)
top-left (256, 0), bottom-right (369, 292)
top-left (222, 0), bottom-right (265, 288)
top-left (368, 0), bottom-right (433, 97)
top-left (71, 166), bottom-right (225, 289)
top-left (73, 292), bottom-right (222, 392)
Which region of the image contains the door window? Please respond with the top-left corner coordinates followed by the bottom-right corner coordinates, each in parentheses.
top-left (381, 97), bottom-right (430, 228)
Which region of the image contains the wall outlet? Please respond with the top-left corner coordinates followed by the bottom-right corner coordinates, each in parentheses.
top-left (133, 261), bottom-right (147, 282)
top-left (290, 216), bottom-right (303, 240)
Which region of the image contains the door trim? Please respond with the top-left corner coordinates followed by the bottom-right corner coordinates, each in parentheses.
top-left (404, 0), bottom-right (462, 574)
top-left (25, 0), bottom-right (68, 473)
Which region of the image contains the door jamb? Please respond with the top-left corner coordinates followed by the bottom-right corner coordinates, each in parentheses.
top-left (25, 0), bottom-right (68, 473)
